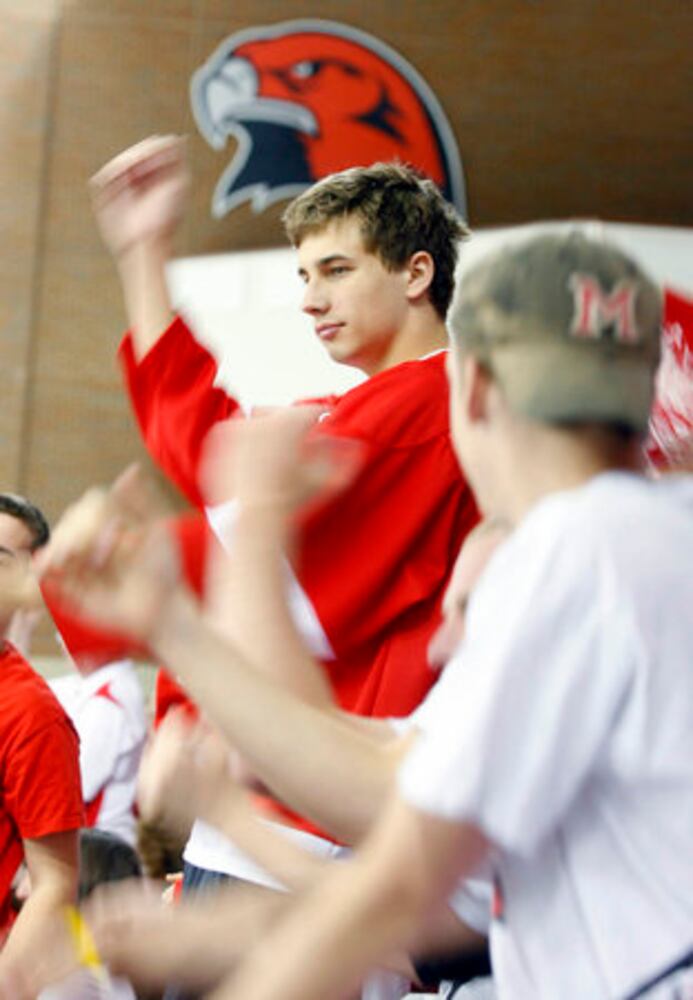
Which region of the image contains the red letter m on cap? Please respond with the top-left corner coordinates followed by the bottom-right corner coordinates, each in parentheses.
top-left (569, 275), bottom-right (640, 343)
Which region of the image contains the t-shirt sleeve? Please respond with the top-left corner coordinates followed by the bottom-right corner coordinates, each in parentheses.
top-left (5, 719), bottom-right (84, 840)
top-left (119, 317), bottom-right (241, 508)
top-left (398, 507), bottom-right (634, 856)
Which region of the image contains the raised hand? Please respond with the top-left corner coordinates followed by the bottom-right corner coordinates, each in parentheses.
top-left (38, 465), bottom-right (183, 646)
top-left (138, 714), bottom-right (245, 838)
top-left (90, 134), bottom-right (190, 262)
top-left (203, 406), bottom-right (364, 517)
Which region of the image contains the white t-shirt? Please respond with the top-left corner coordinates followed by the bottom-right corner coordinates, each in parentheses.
top-left (50, 660), bottom-right (147, 847)
top-left (399, 472), bottom-right (693, 1000)
top-left (40, 970), bottom-right (135, 1000)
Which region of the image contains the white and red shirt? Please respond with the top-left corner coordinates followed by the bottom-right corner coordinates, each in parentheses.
top-left (50, 660), bottom-right (147, 847)
top-left (399, 472), bottom-right (693, 1000)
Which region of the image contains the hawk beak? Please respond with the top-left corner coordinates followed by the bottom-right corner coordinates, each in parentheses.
top-left (192, 55), bottom-right (319, 151)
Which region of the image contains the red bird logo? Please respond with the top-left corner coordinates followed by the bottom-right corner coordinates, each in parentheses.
top-left (191, 19), bottom-right (466, 218)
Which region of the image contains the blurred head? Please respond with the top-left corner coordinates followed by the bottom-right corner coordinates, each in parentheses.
top-left (446, 229), bottom-right (662, 507)
top-left (0, 494), bottom-right (49, 552)
top-left (428, 518), bottom-right (511, 669)
top-left (78, 828), bottom-right (141, 901)
top-left (0, 494), bottom-right (49, 635)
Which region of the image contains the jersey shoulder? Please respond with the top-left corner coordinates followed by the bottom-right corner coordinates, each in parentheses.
top-left (323, 351), bottom-right (450, 448)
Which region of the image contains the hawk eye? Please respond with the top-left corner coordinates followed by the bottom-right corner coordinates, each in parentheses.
top-left (291, 60), bottom-right (319, 80)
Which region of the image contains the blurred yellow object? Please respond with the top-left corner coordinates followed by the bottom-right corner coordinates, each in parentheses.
top-left (64, 905), bottom-right (109, 985)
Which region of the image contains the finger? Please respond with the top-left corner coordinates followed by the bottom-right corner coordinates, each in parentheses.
top-left (303, 435), bottom-right (365, 498)
top-left (111, 463), bottom-right (167, 525)
top-left (35, 488), bottom-right (112, 575)
top-left (89, 135), bottom-right (186, 192)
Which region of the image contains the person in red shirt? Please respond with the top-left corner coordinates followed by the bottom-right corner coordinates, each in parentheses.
top-left (0, 495), bottom-right (83, 974)
top-left (91, 134), bottom-right (478, 749)
top-left (90, 138), bottom-right (479, 1000)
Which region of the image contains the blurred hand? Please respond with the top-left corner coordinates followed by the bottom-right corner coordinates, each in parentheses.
top-left (90, 134), bottom-right (190, 261)
top-left (203, 406), bottom-right (364, 516)
top-left (38, 465), bottom-right (182, 645)
top-left (138, 713), bottom-right (245, 837)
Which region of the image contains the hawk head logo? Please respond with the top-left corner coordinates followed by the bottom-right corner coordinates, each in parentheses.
top-left (191, 18), bottom-right (466, 218)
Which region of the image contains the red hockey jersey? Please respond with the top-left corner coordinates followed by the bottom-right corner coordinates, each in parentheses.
top-left (119, 316), bottom-right (479, 833)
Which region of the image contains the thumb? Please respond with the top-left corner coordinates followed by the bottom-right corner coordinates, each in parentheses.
top-left (302, 435), bottom-right (366, 502)
top-left (111, 463), bottom-right (166, 524)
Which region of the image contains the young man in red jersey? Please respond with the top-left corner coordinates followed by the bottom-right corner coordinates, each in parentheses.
top-left (90, 136), bottom-right (478, 920)
top-left (0, 495), bottom-right (83, 976)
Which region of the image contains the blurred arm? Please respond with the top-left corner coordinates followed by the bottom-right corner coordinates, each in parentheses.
top-left (209, 795), bottom-right (489, 1000)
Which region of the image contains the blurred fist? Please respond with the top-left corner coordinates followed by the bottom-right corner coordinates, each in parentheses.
top-left (90, 135), bottom-right (190, 260)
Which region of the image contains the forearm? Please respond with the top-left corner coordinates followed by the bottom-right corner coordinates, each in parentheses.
top-left (210, 506), bottom-right (333, 705)
top-left (116, 238), bottom-right (175, 360)
top-left (208, 844), bottom-right (421, 1000)
top-left (0, 876), bottom-right (76, 967)
top-left (94, 882), bottom-right (286, 992)
top-left (208, 799), bottom-right (489, 1000)
top-left (208, 795), bottom-right (330, 892)
top-left (154, 591), bottom-right (393, 842)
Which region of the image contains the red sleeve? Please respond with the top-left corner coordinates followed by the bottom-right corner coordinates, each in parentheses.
top-left (119, 317), bottom-right (241, 508)
top-left (45, 510), bottom-right (212, 671)
top-left (152, 511), bottom-right (210, 726)
top-left (154, 670), bottom-right (199, 728)
top-left (5, 720), bottom-right (83, 840)
top-left (43, 582), bottom-right (147, 668)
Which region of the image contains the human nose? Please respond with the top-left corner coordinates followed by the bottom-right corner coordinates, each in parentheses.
top-left (301, 277), bottom-right (328, 316)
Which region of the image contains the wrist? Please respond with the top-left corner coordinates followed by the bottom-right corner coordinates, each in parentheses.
top-left (117, 238), bottom-right (176, 353)
top-left (148, 585), bottom-right (201, 659)
top-left (200, 778), bottom-right (248, 833)
top-left (235, 498), bottom-right (292, 524)
top-left (115, 233), bottom-right (174, 273)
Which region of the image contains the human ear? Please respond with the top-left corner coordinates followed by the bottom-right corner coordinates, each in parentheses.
top-left (406, 251), bottom-right (435, 302)
top-left (464, 355), bottom-right (493, 424)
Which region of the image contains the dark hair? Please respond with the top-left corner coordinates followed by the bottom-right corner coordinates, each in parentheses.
top-left (282, 161), bottom-right (468, 319)
top-left (78, 828), bottom-right (142, 901)
top-left (136, 819), bottom-right (185, 880)
top-left (0, 494), bottom-right (49, 550)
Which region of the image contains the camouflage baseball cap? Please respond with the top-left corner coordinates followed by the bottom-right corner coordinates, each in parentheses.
top-left (450, 230), bottom-right (662, 432)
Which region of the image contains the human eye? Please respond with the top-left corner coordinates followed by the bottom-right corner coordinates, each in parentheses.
top-left (327, 264), bottom-right (351, 277)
